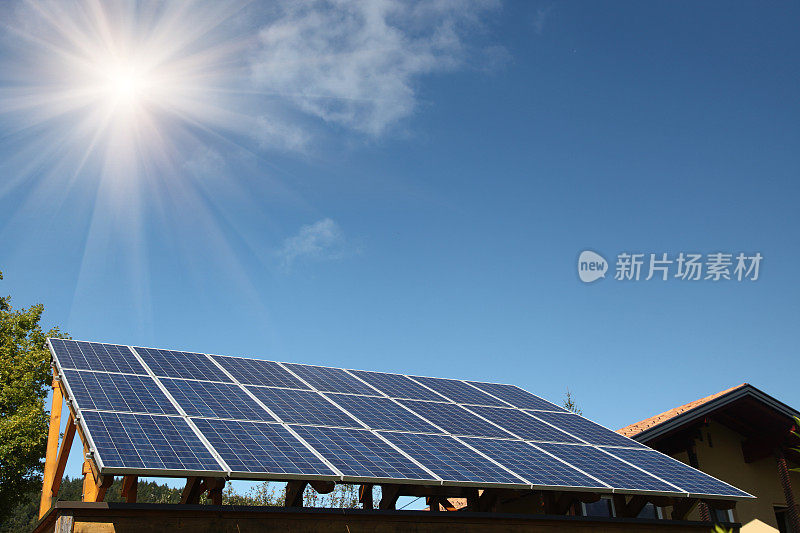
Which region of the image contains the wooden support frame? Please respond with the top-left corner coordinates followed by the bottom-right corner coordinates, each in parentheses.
top-left (671, 498), bottom-right (699, 520)
top-left (359, 484), bottom-right (374, 509)
top-left (613, 495), bottom-right (649, 518)
top-left (39, 377), bottom-right (64, 518)
top-left (285, 480), bottom-right (308, 507)
top-left (378, 484), bottom-right (401, 510)
top-left (121, 475), bottom-right (138, 503)
top-left (50, 415), bottom-right (76, 499)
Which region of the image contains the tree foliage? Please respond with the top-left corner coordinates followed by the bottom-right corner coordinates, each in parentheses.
top-left (0, 270), bottom-right (64, 523)
top-left (563, 388), bottom-right (583, 415)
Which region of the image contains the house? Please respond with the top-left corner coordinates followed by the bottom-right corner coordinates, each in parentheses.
top-left (619, 384), bottom-right (800, 533)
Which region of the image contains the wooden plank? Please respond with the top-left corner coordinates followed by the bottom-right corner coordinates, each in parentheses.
top-left (671, 498), bottom-right (698, 520)
top-left (121, 475), bottom-right (138, 503)
top-left (309, 480), bottom-right (336, 494)
top-left (50, 415), bottom-right (76, 497)
top-left (39, 376), bottom-right (64, 518)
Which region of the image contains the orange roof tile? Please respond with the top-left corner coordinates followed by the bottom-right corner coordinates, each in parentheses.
top-left (617, 383), bottom-right (748, 438)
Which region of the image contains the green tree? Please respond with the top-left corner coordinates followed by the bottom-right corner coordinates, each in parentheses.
top-left (0, 270), bottom-right (64, 524)
top-left (563, 388), bottom-right (583, 415)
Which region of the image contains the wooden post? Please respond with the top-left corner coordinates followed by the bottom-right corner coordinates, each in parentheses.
top-left (181, 477), bottom-right (204, 504)
top-left (39, 377), bottom-right (64, 518)
top-left (379, 484), bottom-right (401, 510)
top-left (121, 475), bottom-right (138, 503)
top-left (285, 481), bottom-right (308, 507)
top-left (50, 414), bottom-right (76, 499)
top-left (359, 484), bottom-right (374, 509)
top-left (207, 477), bottom-right (225, 505)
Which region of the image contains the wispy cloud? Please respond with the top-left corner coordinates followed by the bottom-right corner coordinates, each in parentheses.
top-left (248, 0), bottom-right (502, 140)
top-left (532, 5), bottom-right (553, 35)
top-left (276, 218), bottom-right (347, 269)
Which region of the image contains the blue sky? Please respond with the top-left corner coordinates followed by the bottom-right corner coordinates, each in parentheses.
top-left (1, 1), bottom-right (798, 484)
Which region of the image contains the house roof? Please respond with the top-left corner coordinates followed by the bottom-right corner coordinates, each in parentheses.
top-left (618, 383), bottom-right (800, 443)
top-left (618, 383), bottom-right (748, 438)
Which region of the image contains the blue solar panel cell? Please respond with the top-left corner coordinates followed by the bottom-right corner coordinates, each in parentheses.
top-left (211, 356), bottom-right (310, 389)
top-left (51, 339), bottom-right (146, 375)
top-left (468, 381), bottom-right (566, 412)
top-left (291, 425), bottom-right (435, 480)
top-left (535, 443), bottom-right (678, 492)
top-left (379, 431), bottom-right (525, 485)
top-left (603, 447), bottom-right (751, 497)
top-left (465, 406), bottom-right (581, 443)
top-left (408, 376), bottom-right (508, 406)
top-left (192, 418), bottom-right (336, 476)
top-left (63, 370), bottom-right (177, 415)
top-left (462, 438), bottom-right (607, 489)
top-left (528, 411), bottom-right (647, 448)
top-left (283, 364), bottom-right (378, 395)
top-left (246, 386), bottom-right (360, 427)
top-left (82, 411), bottom-right (222, 472)
top-left (398, 400), bottom-right (513, 438)
top-left (325, 394), bottom-right (441, 433)
top-left (161, 379), bottom-right (275, 422)
top-left (134, 347), bottom-right (231, 382)
top-left (348, 370), bottom-right (445, 401)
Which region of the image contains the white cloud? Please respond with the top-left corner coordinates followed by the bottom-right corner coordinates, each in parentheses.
top-left (532, 5), bottom-right (553, 35)
top-left (248, 0), bottom-right (502, 139)
top-left (277, 218), bottom-right (346, 269)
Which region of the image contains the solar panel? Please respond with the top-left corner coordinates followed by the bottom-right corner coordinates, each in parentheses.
top-left (462, 438), bottom-right (607, 489)
top-left (246, 386), bottom-right (360, 427)
top-left (47, 338), bottom-right (753, 501)
top-left (348, 370), bottom-right (445, 401)
top-left (603, 447), bottom-right (751, 498)
top-left (529, 411), bottom-right (647, 448)
top-left (282, 363), bottom-right (378, 395)
top-left (398, 400), bottom-right (513, 438)
top-left (63, 369), bottom-right (178, 415)
top-left (468, 381), bottom-right (566, 411)
top-left (325, 394), bottom-right (441, 433)
top-left (464, 405), bottom-right (581, 443)
top-left (81, 411), bottom-right (222, 473)
top-left (379, 431), bottom-right (525, 485)
top-left (409, 376), bottom-right (509, 406)
top-left (51, 339), bottom-right (145, 375)
top-left (291, 425), bottom-right (436, 481)
top-left (192, 418), bottom-right (336, 477)
top-left (535, 443), bottom-right (677, 492)
top-left (134, 346), bottom-right (231, 382)
top-left (211, 355), bottom-right (310, 389)
top-left (161, 379), bottom-right (275, 422)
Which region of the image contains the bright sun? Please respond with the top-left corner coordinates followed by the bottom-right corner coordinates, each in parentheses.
top-left (106, 64), bottom-right (146, 104)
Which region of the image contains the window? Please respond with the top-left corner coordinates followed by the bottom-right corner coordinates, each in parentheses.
top-left (714, 508), bottom-right (734, 523)
top-left (637, 502), bottom-right (663, 519)
top-left (582, 497), bottom-right (615, 517)
top-left (775, 507), bottom-right (796, 533)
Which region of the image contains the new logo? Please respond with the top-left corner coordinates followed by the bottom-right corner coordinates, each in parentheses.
top-left (578, 250), bottom-right (607, 283)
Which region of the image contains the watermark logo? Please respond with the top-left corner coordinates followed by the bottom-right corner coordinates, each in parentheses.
top-left (578, 250), bottom-right (608, 283)
top-left (578, 251), bottom-right (762, 283)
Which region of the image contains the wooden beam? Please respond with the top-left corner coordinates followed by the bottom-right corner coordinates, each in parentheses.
top-left (285, 480), bottom-right (307, 507)
top-left (121, 475), bottom-right (138, 503)
top-left (180, 477), bottom-right (204, 505)
top-left (309, 480), bottom-right (336, 494)
top-left (379, 484), bottom-right (401, 510)
top-left (50, 414), bottom-right (76, 497)
top-left (465, 488), bottom-right (479, 511)
top-left (95, 475), bottom-right (114, 502)
top-left (39, 376), bottom-right (64, 518)
top-left (671, 498), bottom-right (699, 520)
top-left (359, 484), bottom-right (373, 509)
top-left (477, 489), bottom-right (499, 513)
top-left (206, 477), bottom-right (225, 506)
top-left (613, 495), bottom-right (649, 518)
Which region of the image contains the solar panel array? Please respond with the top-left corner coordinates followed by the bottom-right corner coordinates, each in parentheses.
top-left (49, 339), bottom-right (752, 499)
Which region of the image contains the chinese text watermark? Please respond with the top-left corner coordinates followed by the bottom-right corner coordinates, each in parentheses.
top-left (578, 251), bottom-right (762, 283)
